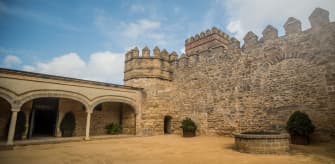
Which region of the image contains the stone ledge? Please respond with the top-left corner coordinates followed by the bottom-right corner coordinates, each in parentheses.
top-left (233, 133), bottom-right (290, 139)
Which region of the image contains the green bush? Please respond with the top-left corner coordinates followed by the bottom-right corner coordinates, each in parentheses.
top-left (105, 123), bottom-right (122, 134)
top-left (287, 111), bottom-right (315, 136)
top-left (180, 117), bottom-right (197, 131)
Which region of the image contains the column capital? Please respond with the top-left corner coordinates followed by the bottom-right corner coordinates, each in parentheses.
top-left (11, 108), bottom-right (20, 112)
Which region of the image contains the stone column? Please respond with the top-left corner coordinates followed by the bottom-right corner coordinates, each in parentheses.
top-left (7, 109), bottom-right (19, 145)
top-left (28, 109), bottom-right (36, 139)
top-left (22, 102), bottom-right (32, 139)
top-left (22, 111), bottom-right (30, 139)
top-left (56, 112), bottom-right (63, 137)
top-left (85, 111), bottom-right (92, 140)
top-left (135, 112), bottom-right (142, 136)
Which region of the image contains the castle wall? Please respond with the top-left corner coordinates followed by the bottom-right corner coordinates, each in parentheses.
top-left (124, 8), bottom-right (335, 140)
top-left (238, 18), bottom-right (335, 139)
top-left (172, 45), bottom-right (242, 135)
top-left (171, 8), bottom-right (335, 139)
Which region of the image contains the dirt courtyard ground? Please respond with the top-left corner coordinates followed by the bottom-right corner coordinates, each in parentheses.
top-left (0, 135), bottom-right (334, 164)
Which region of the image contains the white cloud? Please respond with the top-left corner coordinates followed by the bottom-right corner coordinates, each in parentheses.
top-left (85, 51), bottom-right (124, 83)
top-left (121, 19), bottom-right (161, 39)
top-left (221, 0), bottom-right (335, 41)
top-left (93, 9), bottom-right (183, 52)
top-left (180, 47), bottom-right (185, 54)
top-left (226, 20), bottom-right (244, 40)
top-left (23, 51), bottom-right (124, 84)
top-left (3, 55), bottom-right (22, 67)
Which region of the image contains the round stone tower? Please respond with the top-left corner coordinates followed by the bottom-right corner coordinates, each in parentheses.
top-left (124, 46), bottom-right (178, 83)
top-left (124, 46), bottom-right (178, 136)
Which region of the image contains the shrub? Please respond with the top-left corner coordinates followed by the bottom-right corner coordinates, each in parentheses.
top-left (180, 117), bottom-right (197, 131)
top-left (105, 123), bottom-right (122, 134)
top-left (60, 112), bottom-right (76, 137)
top-left (287, 111), bottom-right (315, 136)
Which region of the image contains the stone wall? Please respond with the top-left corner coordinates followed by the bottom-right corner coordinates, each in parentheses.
top-left (90, 102), bottom-right (121, 135)
top-left (58, 98), bottom-right (87, 136)
top-left (125, 78), bottom-right (177, 135)
top-left (172, 45), bottom-right (241, 135)
top-left (121, 104), bottom-right (136, 134)
top-left (124, 8), bottom-right (335, 140)
top-left (90, 102), bottom-right (136, 135)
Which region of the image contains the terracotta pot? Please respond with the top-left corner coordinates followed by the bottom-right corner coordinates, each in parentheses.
top-left (291, 135), bottom-right (310, 145)
top-left (183, 130), bottom-right (196, 137)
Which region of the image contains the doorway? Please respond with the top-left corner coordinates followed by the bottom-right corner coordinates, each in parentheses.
top-left (29, 98), bottom-right (58, 138)
top-left (164, 116), bottom-right (172, 134)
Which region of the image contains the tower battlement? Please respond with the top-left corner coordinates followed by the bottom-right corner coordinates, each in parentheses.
top-left (124, 47), bottom-right (178, 82)
top-left (185, 27), bottom-right (236, 54)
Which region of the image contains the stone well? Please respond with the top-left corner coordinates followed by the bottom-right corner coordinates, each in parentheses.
top-left (234, 132), bottom-right (290, 154)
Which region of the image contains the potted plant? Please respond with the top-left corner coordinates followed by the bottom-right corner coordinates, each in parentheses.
top-left (105, 122), bottom-right (122, 134)
top-left (60, 112), bottom-right (76, 137)
top-left (286, 111), bottom-right (315, 145)
top-left (180, 117), bottom-right (197, 137)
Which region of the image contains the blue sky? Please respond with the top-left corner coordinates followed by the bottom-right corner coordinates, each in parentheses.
top-left (1, 0), bottom-right (334, 84)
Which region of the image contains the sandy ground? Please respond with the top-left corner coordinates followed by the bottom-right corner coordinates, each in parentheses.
top-left (0, 135), bottom-right (334, 164)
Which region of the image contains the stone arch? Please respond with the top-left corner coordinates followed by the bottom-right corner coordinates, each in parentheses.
top-left (90, 97), bottom-right (137, 136)
top-left (16, 90), bottom-right (90, 138)
top-left (17, 90), bottom-right (90, 112)
top-left (0, 87), bottom-right (16, 109)
top-left (90, 96), bottom-right (139, 114)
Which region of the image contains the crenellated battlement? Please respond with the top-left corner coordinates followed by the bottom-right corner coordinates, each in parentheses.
top-left (124, 47), bottom-right (178, 82)
top-left (185, 27), bottom-right (236, 54)
top-left (125, 46), bottom-right (178, 62)
top-left (243, 7), bottom-right (332, 51)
